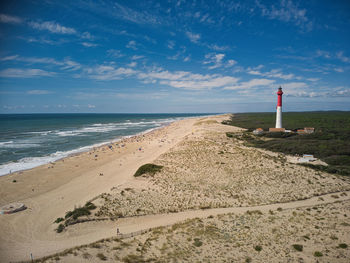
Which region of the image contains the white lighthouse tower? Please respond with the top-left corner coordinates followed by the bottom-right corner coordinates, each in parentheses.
top-left (275, 86), bottom-right (283, 128)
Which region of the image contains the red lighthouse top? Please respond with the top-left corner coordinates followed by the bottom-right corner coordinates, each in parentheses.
top-left (277, 87), bottom-right (283, 107)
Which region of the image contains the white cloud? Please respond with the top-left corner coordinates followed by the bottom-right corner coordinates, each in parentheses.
top-left (281, 82), bottom-right (310, 97)
top-left (282, 82), bottom-right (308, 89)
top-left (113, 3), bottom-right (159, 25)
top-left (0, 55), bottom-right (19, 61)
top-left (20, 36), bottom-right (66, 45)
top-left (0, 68), bottom-right (55, 78)
top-left (0, 55), bottom-right (81, 71)
top-left (81, 32), bottom-right (93, 40)
top-left (256, 0), bottom-right (312, 30)
top-left (81, 42), bottom-right (98, 47)
top-left (334, 67), bottom-right (344, 73)
top-left (139, 69), bottom-right (239, 90)
top-left (131, 55), bottom-right (144, 60)
top-left (247, 68), bottom-right (295, 80)
top-left (336, 51), bottom-right (350, 63)
top-left (167, 40), bottom-right (175, 49)
top-left (27, 90), bottom-right (52, 95)
top-left (107, 49), bottom-right (124, 58)
top-left (28, 21), bottom-right (76, 34)
top-left (126, 40), bottom-right (138, 50)
top-left (85, 65), bottom-right (137, 80)
top-left (186, 31), bottom-right (201, 43)
top-left (0, 14), bottom-right (22, 24)
top-left (204, 53), bottom-right (225, 69)
top-left (127, 62), bottom-right (137, 67)
top-left (227, 59), bottom-right (237, 67)
top-left (208, 44), bottom-right (230, 51)
top-left (183, 55), bottom-right (191, 62)
top-left (283, 86), bottom-right (350, 98)
top-left (316, 50), bottom-right (331, 59)
top-left (307, 78), bottom-right (319, 82)
top-left (224, 78), bottom-right (275, 90)
top-left (61, 59), bottom-right (81, 71)
top-left (203, 53), bottom-right (236, 69)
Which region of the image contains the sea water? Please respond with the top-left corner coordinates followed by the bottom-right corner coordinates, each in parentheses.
top-left (0, 113), bottom-right (209, 176)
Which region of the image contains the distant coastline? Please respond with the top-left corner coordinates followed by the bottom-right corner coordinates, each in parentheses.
top-left (0, 113), bottom-right (216, 176)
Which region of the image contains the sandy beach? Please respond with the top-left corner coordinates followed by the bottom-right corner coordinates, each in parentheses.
top-left (0, 114), bottom-right (349, 262)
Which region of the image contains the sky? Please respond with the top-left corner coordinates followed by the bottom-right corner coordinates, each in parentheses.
top-left (0, 0), bottom-right (349, 113)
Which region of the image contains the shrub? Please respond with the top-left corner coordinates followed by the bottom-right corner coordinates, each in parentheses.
top-left (314, 251), bottom-right (323, 257)
top-left (54, 217), bottom-right (64, 224)
top-left (85, 202), bottom-right (97, 210)
top-left (254, 245), bottom-right (262, 252)
top-left (226, 132), bottom-right (234, 138)
top-left (122, 254), bottom-right (146, 263)
top-left (133, 163), bottom-right (163, 177)
top-left (292, 244), bottom-right (303, 252)
top-left (65, 210), bottom-right (73, 219)
top-left (71, 207), bottom-right (91, 220)
top-left (338, 243), bottom-right (348, 249)
top-left (96, 253), bottom-right (107, 260)
top-left (56, 224), bottom-right (65, 233)
top-left (193, 238), bottom-right (203, 247)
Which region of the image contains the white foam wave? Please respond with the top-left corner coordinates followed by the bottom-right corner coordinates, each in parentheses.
top-left (27, 131), bottom-right (52, 136)
top-left (0, 141), bottom-right (14, 146)
top-left (55, 124), bottom-right (129, 136)
top-left (0, 116), bottom-right (193, 176)
top-left (0, 140), bottom-right (41, 148)
top-left (0, 140), bottom-right (113, 176)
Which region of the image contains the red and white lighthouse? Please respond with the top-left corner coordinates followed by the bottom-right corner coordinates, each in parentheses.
top-left (275, 86), bottom-right (283, 128)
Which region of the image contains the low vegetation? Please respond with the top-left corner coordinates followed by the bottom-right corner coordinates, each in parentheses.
top-left (34, 200), bottom-right (350, 262)
top-left (133, 163), bottom-right (163, 177)
top-left (292, 244), bottom-right (303, 252)
top-left (54, 201), bottom-right (97, 233)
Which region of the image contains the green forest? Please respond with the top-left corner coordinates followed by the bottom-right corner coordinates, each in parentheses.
top-left (223, 112), bottom-right (350, 176)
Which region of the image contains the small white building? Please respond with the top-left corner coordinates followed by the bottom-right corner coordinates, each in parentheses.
top-left (253, 128), bottom-right (264, 135)
top-left (298, 154), bottom-right (317, 163)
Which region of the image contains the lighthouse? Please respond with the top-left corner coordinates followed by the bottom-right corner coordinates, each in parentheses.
top-left (275, 86), bottom-right (283, 128)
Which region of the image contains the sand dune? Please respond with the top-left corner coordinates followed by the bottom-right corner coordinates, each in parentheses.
top-left (0, 114), bottom-right (349, 262)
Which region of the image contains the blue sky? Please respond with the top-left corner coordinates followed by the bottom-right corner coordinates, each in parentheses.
top-left (0, 0), bottom-right (349, 113)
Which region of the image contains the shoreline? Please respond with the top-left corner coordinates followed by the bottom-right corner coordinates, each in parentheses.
top-left (2, 113), bottom-right (348, 262)
top-left (0, 114), bottom-right (209, 177)
top-left (0, 114), bottom-right (228, 261)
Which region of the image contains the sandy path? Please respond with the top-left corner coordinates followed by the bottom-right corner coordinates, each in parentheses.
top-left (0, 116), bottom-right (208, 262)
top-left (8, 190), bottom-right (350, 262)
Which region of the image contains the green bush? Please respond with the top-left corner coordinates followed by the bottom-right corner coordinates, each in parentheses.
top-left (193, 238), bottom-right (203, 247)
top-left (338, 243), bottom-right (348, 249)
top-left (254, 245), bottom-right (262, 251)
top-left (54, 217), bottom-right (64, 224)
top-left (226, 132), bottom-right (234, 138)
top-left (133, 163), bottom-right (163, 177)
top-left (314, 251), bottom-right (323, 257)
top-left (65, 210), bottom-right (73, 219)
top-left (85, 201), bottom-right (97, 210)
top-left (56, 224), bottom-right (65, 233)
top-left (292, 244), bottom-right (303, 251)
top-left (324, 155), bottom-right (350, 165)
top-left (71, 207), bottom-right (91, 220)
top-left (96, 253), bottom-right (107, 261)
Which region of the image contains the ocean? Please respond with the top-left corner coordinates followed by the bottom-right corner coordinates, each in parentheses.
top-left (0, 113), bottom-right (210, 176)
